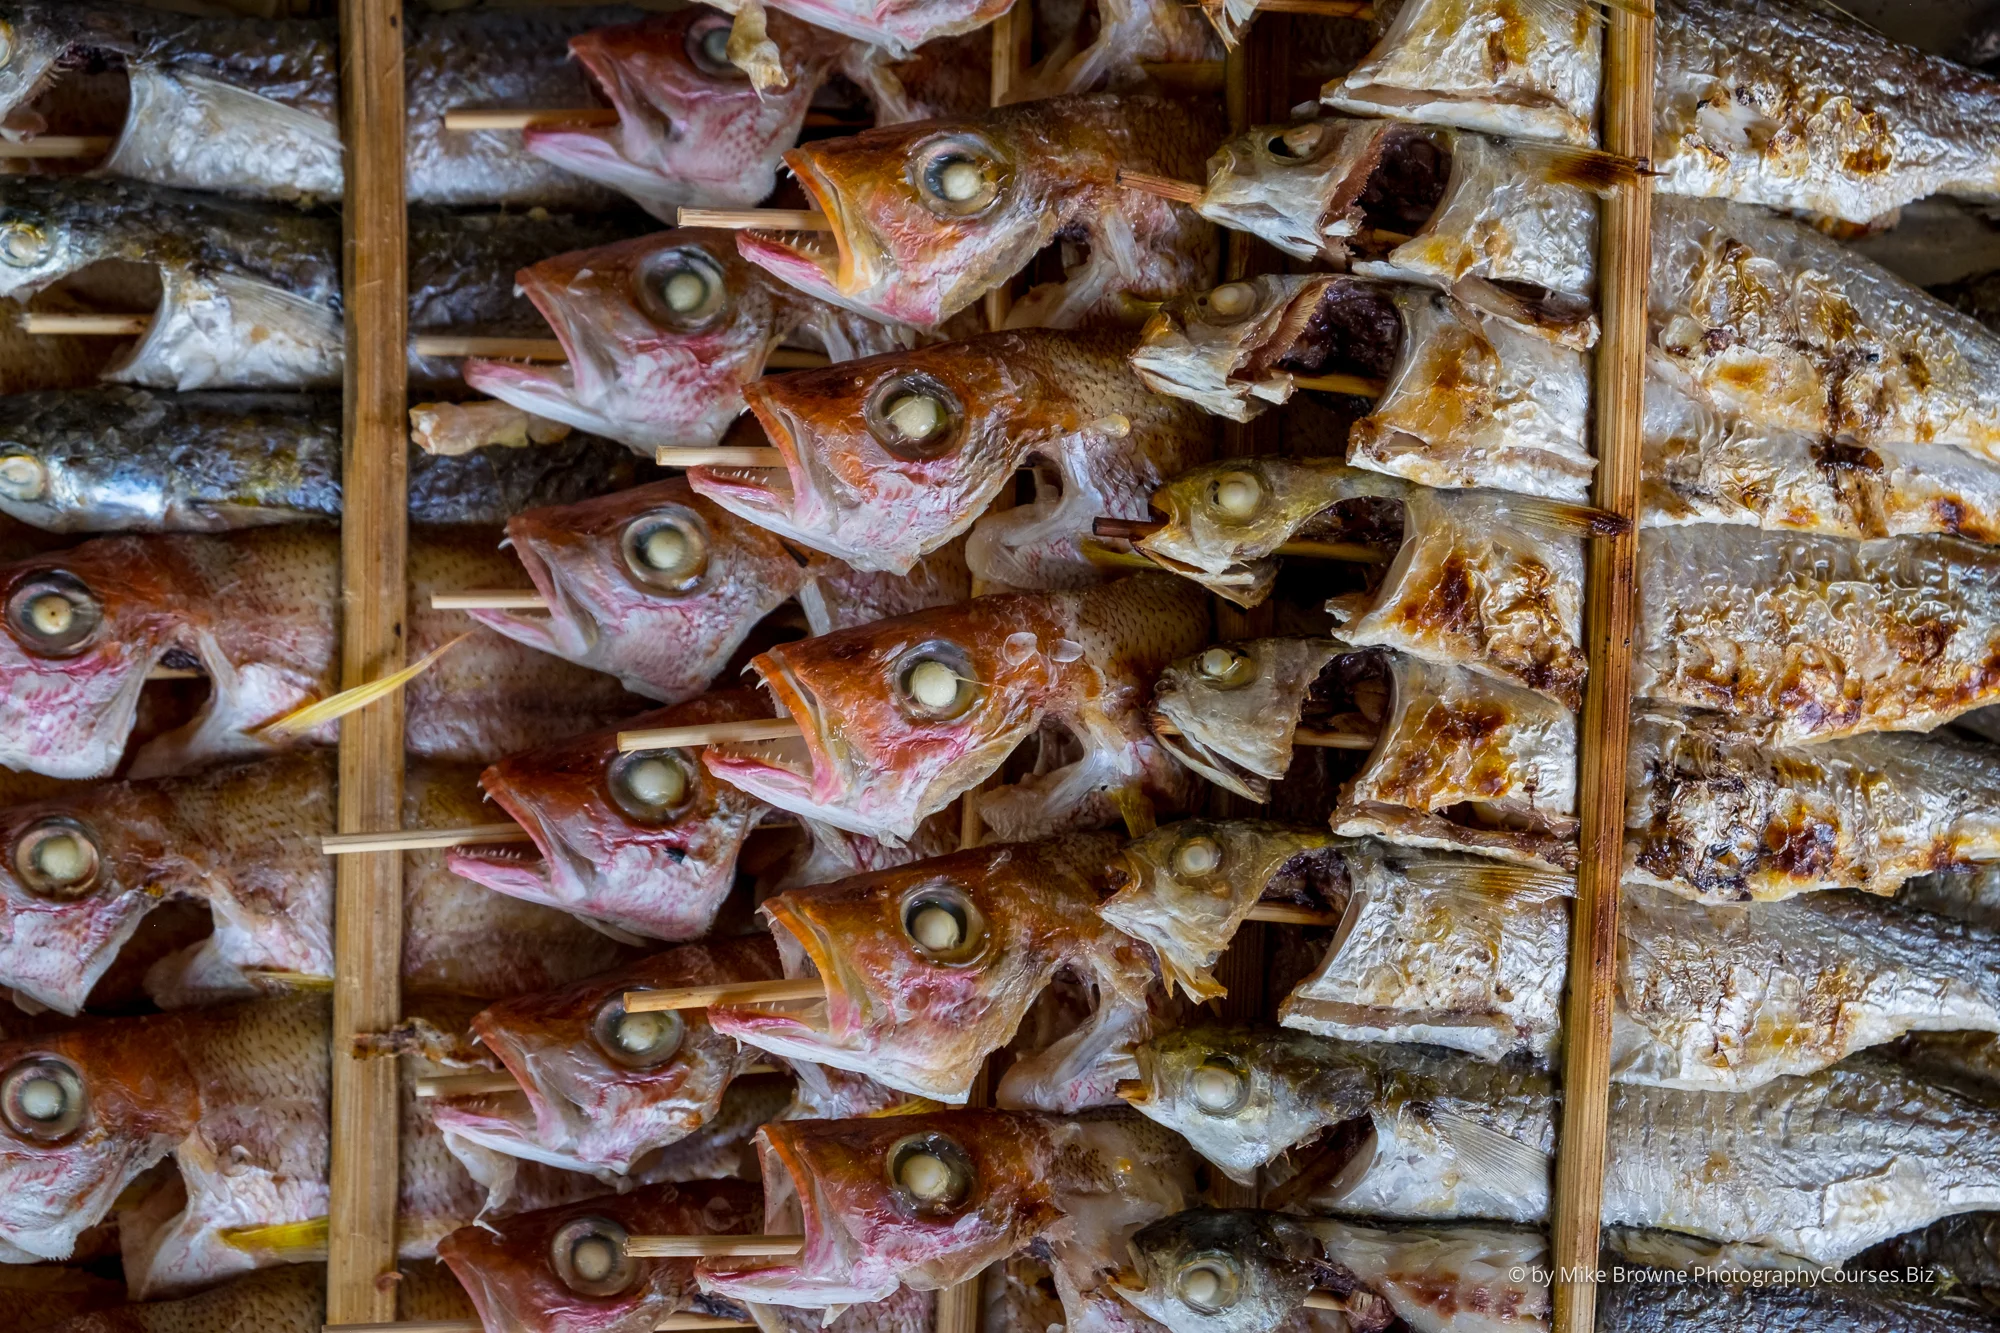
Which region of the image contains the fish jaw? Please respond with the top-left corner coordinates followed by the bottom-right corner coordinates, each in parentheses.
top-left (461, 360), bottom-right (624, 446)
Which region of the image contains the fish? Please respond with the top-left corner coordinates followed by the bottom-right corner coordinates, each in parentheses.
top-left (0, 1), bottom-right (341, 202)
top-left (1626, 708), bottom-right (2000, 902)
top-left (1135, 459), bottom-right (1599, 706)
top-left (1151, 639), bottom-right (1579, 870)
top-left (0, 388), bottom-right (646, 532)
top-left (706, 0), bottom-right (1008, 60)
top-left (454, 229), bottom-right (911, 455)
top-left (696, 1107), bottom-right (1197, 1326)
top-left (738, 93), bottom-right (1222, 330)
top-left (708, 832), bottom-right (1161, 1107)
top-left (0, 526), bottom-right (642, 780)
top-left (1636, 524), bottom-right (2000, 743)
top-left (1905, 864), bottom-right (2000, 931)
top-left (1853, 1212), bottom-right (2000, 1311)
top-left (1133, 274), bottom-right (1595, 498)
top-left (703, 573), bottom-right (1210, 843)
top-left (1612, 882), bottom-right (2000, 1092)
top-left (436, 1180), bottom-right (762, 1333)
top-left (1640, 365), bottom-right (2000, 544)
top-left (30, 1264), bottom-right (332, 1333)
top-left (1651, 197), bottom-right (2000, 463)
top-left (689, 326), bottom-right (1216, 586)
top-left (456, 477), bottom-right (970, 701)
top-left (0, 178), bottom-right (342, 391)
top-left (1117, 1022), bottom-right (2000, 1265)
top-left (1186, 118), bottom-right (1635, 347)
top-left (427, 937), bottom-right (782, 1178)
top-left (1327, 0), bottom-right (2000, 227)
top-left (1006, 0), bottom-right (1218, 105)
top-left (0, 1263), bottom-right (121, 1330)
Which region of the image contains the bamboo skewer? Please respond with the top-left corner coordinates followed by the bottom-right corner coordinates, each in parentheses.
top-left (626, 1235), bottom-right (806, 1259)
top-left (410, 338), bottom-right (829, 369)
top-left (1089, 516), bottom-right (1391, 563)
top-left (654, 446), bottom-right (788, 467)
top-left (416, 1062), bottom-right (781, 1098)
top-left (320, 823), bottom-right (531, 855)
top-left (616, 717), bottom-right (805, 751)
top-left (0, 135), bottom-right (113, 158)
top-left (325, 1314), bottom-right (754, 1332)
top-left (20, 313), bottom-right (151, 337)
top-left (429, 590), bottom-right (548, 611)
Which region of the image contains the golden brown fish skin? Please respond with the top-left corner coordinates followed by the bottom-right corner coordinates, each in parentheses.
top-left (437, 1180), bottom-right (761, 1333)
top-left (709, 833), bottom-right (1157, 1106)
top-left (1637, 525), bottom-right (2000, 744)
top-left (737, 93), bottom-right (1221, 329)
top-left (691, 326), bottom-right (1215, 585)
top-left (704, 574), bottom-right (1209, 843)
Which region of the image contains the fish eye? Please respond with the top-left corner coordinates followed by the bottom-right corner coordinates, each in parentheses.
top-left (592, 996), bottom-right (686, 1069)
top-left (866, 373), bottom-right (962, 460)
top-left (886, 1132), bottom-right (975, 1214)
top-left (0, 455), bottom-right (43, 501)
top-left (0, 23), bottom-right (12, 69)
top-left (1, 1057), bottom-right (84, 1143)
top-left (1187, 1054), bottom-right (1251, 1117)
top-left (1169, 833), bottom-right (1223, 880)
top-left (1176, 1254), bottom-right (1243, 1313)
top-left (636, 246), bottom-right (730, 331)
top-left (911, 134), bottom-right (1008, 218)
top-left (0, 223), bottom-right (47, 269)
top-left (1207, 471), bottom-right (1265, 521)
top-left (620, 506), bottom-right (710, 594)
top-left (1267, 123), bottom-right (1324, 160)
top-left (13, 818), bottom-right (100, 900)
top-left (1203, 282), bottom-right (1259, 322)
top-left (5, 572), bottom-right (102, 657)
top-left (608, 750), bottom-right (694, 824)
top-left (550, 1216), bottom-right (639, 1297)
top-left (895, 642), bottom-right (980, 721)
top-left (685, 14), bottom-right (743, 78)
top-left (899, 882), bottom-right (988, 965)
top-left (1192, 646), bottom-right (1256, 690)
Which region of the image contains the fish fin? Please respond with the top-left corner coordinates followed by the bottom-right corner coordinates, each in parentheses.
top-left (1497, 494), bottom-right (1632, 539)
top-left (218, 1217), bottom-right (329, 1261)
top-left (1521, 142), bottom-right (1647, 194)
top-left (255, 633), bottom-right (469, 740)
top-left (239, 969), bottom-right (335, 991)
top-left (865, 1096), bottom-right (947, 1117)
top-left (1428, 1111), bottom-right (1550, 1200)
top-left (1400, 861), bottom-right (1575, 903)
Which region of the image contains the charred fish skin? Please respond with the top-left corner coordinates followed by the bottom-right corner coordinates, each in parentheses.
top-left (1613, 884), bottom-right (2000, 1092)
top-left (1852, 1211), bottom-right (2000, 1309)
top-left (1637, 525), bottom-right (2000, 744)
top-left (1626, 710), bottom-right (2000, 903)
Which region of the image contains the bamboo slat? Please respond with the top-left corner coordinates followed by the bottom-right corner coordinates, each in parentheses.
top-left (328, 0), bottom-right (410, 1319)
top-left (1549, 8), bottom-right (1655, 1331)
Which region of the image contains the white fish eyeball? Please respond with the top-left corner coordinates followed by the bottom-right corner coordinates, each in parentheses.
top-left (27, 593), bottom-right (70, 636)
top-left (887, 1132), bottom-right (973, 1211)
top-left (1198, 647), bottom-right (1236, 678)
top-left (698, 23), bottom-right (732, 68)
top-left (915, 136), bottom-right (1006, 217)
top-left (664, 270), bottom-right (710, 314)
top-left (639, 246), bottom-right (729, 328)
top-left (0, 455), bottom-right (44, 500)
top-left (621, 508), bottom-right (710, 594)
top-left (6, 574), bottom-right (101, 657)
top-left (1, 1058), bottom-right (83, 1142)
top-left (908, 659), bottom-right (961, 709)
top-left (1207, 282), bottom-right (1257, 319)
top-left (1189, 1057), bottom-right (1249, 1115)
top-left (594, 998), bottom-right (685, 1068)
top-left (885, 393), bottom-right (946, 442)
top-left (910, 903), bottom-right (963, 953)
top-left (626, 756), bottom-right (686, 808)
top-left (17, 819), bottom-right (99, 899)
top-left (551, 1217), bottom-right (637, 1297)
top-left (1176, 1257), bottom-right (1241, 1313)
top-left (1276, 123), bottom-right (1324, 159)
top-left (899, 1149), bottom-right (952, 1199)
top-left (1171, 835), bottom-right (1222, 879)
top-left (901, 885), bottom-right (986, 965)
top-left (0, 223), bottom-right (47, 269)
top-left (897, 644), bottom-right (979, 720)
top-left (1211, 472), bottom-right (1263, 519)
top-left (938, 160), bottom-right (984, 203)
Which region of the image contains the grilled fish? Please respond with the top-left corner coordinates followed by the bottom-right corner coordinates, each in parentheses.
top-left (707, 0), bottom-right (1007, 59)
top-left (0, 178), bottom-right (340, 390)
top-left (1133, 274), bottom-right (1592, 498)
top-left (696, 1107), bottom-right (1196, 1326)
top-left (429, 938), bottom-right (781, 1179)
top-left (1118, 1023), bottom-right (2000, 1265)
top-left (704, 573), bottom-right (1208, 843)
top-left (1187, 118), bottom-right (1634, 348)
top-left (1328, 0), bottom-right (2000, 226)
top-left (30, 1264), bottom-right (333, 1333)
top-left (455, 477), bottom-right (969, 701)
top-left (709, 832), bottom-right (1159, 1107)
top-left (739, 93), bottom-right (1220, 329)
top-left (453, 229), bottom-right (910, 455)
top-left (690, 326), bottom-right (1215, 586)
top-left (0, 526), bottom-right (641, 779)
top-left (1637, 525), bottom-right (2000, 743)
top-left (437, 1180), bottom-right (762, 1333)
top-left (1152, 639), bottom-right (1578, 869)
top-left (1006, 0), bottom-right (1217, 104)
top-left (1627, 708), bottom-right (2000, 902)
top-left (1853, 1212), bottom-right (2000, 1312)
top-left (0, 388), bottom-right (644, 532)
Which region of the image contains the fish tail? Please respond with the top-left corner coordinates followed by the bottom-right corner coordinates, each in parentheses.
top-left (1526, 143), bottom-right (1648, 195)
top-left (1402, 860), bottom-right (1575, 901)
top-left (1500, 494), bottom-right (1633, 539)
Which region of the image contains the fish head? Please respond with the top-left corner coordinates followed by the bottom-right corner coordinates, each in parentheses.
top-left (1118, 1025), bottom-right (1376, 1183)
top-left (0, 1017), bottom-right (200, 1261)
top-left (699, 1111), bottom-right (1065, 1307)
top-left (0, 784), bottom-right (180, 1014)
top-left (1198, 119), bottom-right (1449, 264)
top-left (521, 9), bottom-right (836, 217)
top-left (739, 117), bottom-right (1057, 327)
top-left (711, 833), bottom-right (1128, 1100)
top-left (0, 7), bottom-right (76, 131)
top-left (463, 478), bottom-right (806, 701)
top-left (464, 230), bottom-right (801, 450)
top-left (441, 936), bottom-right (781, 1173)
top-left (694, 332), bottom-right (1061, 571)
top-left (1102, 819), bottom-right (1343, 1001)
top-left (449, 693), bottom-right (773, 940)
top-left (0, 538), bottom-right (187, 779)
top-left (1150, 638), bottom-right (1351, 801)
top-left (0, 177), bottom-right (101, 300)
top-left (437, 1178), bottom-right (763, 1333)
top-left (704, 592), bottom-right (1072, 840)
top-left (1116, 1209), bottom-right (1322, 1333)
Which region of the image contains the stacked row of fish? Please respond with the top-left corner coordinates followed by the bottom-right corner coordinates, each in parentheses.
top-left (9, 0), bottom-right (2000, 1331)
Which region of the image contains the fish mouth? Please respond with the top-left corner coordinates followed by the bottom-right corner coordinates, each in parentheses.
top-left (737, 155), bottom-right (903, 321)
top-left (1265, 1115), bottom-right (1381, 1211)
top-left (703, 655), bottom-right (867, 833)
top-left (446, 780), bottom-right (562, 903)
top-left (707, 902), bottom-right (840, 1056)
top-left (686, 395), bottom-right (818, 539)
top-left (464, 536), bottom-right (602, 664)
top-left (1151, 707), bottom-right (1269, 803)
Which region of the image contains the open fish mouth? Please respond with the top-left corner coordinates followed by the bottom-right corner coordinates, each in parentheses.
top-left (707, 904), bottom-right (839, 1054)
top-left (687, 401), bottom-right (817, 536)
top-left (446, 780), bottom-right (563, 902)
top-left (1150, 722), bottom-right (1272, 803)
top-left (703, 656), bottom-right (862, 831)
top-left (736, 155), bottom-right (905, 321)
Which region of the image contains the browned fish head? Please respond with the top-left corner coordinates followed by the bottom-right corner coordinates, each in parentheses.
top-left (437, 1178), bottom-right (762, 1333)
